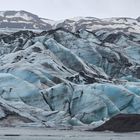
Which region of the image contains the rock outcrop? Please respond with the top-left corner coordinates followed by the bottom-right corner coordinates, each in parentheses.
top-left (93, 114), bottom-right (140, 132)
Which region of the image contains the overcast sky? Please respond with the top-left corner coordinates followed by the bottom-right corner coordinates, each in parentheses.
top-left (0, 0), bottom-right (139, 20)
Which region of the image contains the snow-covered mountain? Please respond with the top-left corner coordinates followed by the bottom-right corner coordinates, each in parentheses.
top-left (0, 10), bottom-right (140, 34)
top-left (0, 11), bottom-right (139, 130)
top-left (0, 10), bottom-right (54, 30)
top-left (54, 17), bottom-right (140, 33)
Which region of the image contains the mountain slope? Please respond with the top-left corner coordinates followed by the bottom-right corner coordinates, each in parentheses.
top-left (53, 17), bottom-right (140, 33)
top-left (0, 10), bottom-right (54, 30)
top-left (0, 10), bottom-right (140, 34)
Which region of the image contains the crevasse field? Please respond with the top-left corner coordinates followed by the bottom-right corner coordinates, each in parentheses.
top-left (0, 11), bottom-right (140, 139)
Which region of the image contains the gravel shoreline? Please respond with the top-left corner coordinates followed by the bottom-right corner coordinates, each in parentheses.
top-left (0, 127), bottom-right (140, 140)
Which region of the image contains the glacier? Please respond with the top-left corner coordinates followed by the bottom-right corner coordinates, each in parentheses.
top-left (0, 17), bottom-right (139, 128)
